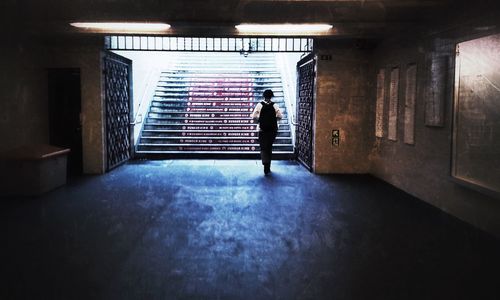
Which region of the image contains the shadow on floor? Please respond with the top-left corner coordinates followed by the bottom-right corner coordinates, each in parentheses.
top-left (2, 160), bottom-right (500, 300)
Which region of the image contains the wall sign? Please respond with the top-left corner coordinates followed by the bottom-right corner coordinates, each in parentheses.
top-left (425, 55), bottom-right (447, 127)
top-left (332, 129), bottom-right (340, 147)
top-left (388, 67), bottom-right (400, 141)
top-left (452, 34), bottom-right (500, 197)
top-left (404, 64), bottom-right (417, 145)
top-left (375, 69), bottom-right (385, 138)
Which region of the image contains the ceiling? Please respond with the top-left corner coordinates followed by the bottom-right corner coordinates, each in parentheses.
top-left (1, 0), bottom-right (456, 38)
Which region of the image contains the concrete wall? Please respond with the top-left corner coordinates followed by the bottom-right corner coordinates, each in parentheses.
top-left (0, 36), bottom-right (105, 174)
top-left (313, 40), bottom-right (372, 174)
top-left (0, 37), bottom-right (49, 152)
top-left (368, 12), bottom-right (500, 237)
top-left (310, 5), bottom-right (500, 237)
top-left (44, 39), bottom-right (104, 174)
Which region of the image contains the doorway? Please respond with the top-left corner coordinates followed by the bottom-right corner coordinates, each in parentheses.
top-left (47, 68), bottom-right (83, 175)
top-left (103, 36), bottom-right (315, 164)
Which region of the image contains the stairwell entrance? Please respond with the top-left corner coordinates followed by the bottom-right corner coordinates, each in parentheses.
top-left (104, 36), bottom-right (314, 160)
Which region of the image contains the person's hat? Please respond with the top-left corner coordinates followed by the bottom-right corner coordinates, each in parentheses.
top-left (263, 89), bottom-right (274, 98)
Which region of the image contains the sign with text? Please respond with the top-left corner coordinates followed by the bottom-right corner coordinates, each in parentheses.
top-left (332, 129), bottom-right (340, 147)
top-left (388, 67), bottom-right (400, 141)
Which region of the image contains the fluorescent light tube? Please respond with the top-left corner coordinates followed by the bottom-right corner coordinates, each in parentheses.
top-left (235, 24), bottom-right (333, 34)
top-left (70, 22), bottom-right (171, 33)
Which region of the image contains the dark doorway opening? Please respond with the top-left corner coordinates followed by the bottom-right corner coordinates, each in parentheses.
top-left (48, 68), bottom-right (83, 176)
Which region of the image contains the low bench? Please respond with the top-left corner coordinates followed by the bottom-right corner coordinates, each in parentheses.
top-left (0, 144), bottom-right (70, 196)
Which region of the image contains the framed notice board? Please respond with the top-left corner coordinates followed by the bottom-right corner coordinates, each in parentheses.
top-left (452, 33), bottom-right (500, 197)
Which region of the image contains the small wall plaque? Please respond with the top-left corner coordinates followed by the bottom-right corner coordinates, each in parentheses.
top-left (375, 69), bottom-right (385, 138)
top-left (332, 129), bottom-right (340, 147)
top-left (404, 64), bottom-right (417, 145)
top-left (425, 55), bottom-right (447, 127)
top-left (388, 67), bottom-right (400, 141)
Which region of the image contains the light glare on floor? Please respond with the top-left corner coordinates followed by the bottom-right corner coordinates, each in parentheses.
top-left (235, 24), bottom-right (333, 34)
top-left (70, 22), bottom-right (171, 33)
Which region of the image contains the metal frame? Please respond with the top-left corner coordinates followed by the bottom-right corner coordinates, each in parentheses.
top-left (105, 36), bottom-right (313, 52)
top-left (103, 51), bottom-right (133, 171)
top-left (295, 53), bottom-right (316, 171)
top-left (451, 38), bottom-right (500, 199)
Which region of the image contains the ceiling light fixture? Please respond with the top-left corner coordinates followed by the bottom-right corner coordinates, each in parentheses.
top-left (70, 22), bottom-right (171, 33)
top-left (235, 23), bottom-right (333, 35)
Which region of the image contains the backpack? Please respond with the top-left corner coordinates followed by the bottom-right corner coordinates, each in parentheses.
top-left (259, 101), bottom-right (277, 132)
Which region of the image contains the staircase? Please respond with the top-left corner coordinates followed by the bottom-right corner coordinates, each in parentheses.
top-left (136, 53), bottom-right (294, 158)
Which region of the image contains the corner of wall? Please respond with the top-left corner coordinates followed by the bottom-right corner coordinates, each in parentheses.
top-left (313, 40), bottom-right (372, 174)
top-left (368, 21), bottom-right (500, 238)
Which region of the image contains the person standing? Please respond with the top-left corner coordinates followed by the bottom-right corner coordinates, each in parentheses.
top-left (251, 89), bottom-right (283, 175)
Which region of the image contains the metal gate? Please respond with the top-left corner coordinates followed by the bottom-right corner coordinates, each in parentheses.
top-left (103, 51), bottom-right (133, 171)
top-left (296, 55), bottom-right (316, 171)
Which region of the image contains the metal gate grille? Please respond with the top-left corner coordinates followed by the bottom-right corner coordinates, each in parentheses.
top-left (296, 56), bottom-right (316, 171)
top-left (105, 36), bottom-right (313, 52)
top-left (103, 52), bottom-right (132, 171)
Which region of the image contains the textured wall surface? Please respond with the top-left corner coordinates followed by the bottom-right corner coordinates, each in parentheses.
top-left (313, 41), bottom-right (371, 174)
top-left (45, 40), bottom-right (104, 174)
top-left (368, 15), bottom-right (500, 237)
top-left (0, 38), bottom-right (49, 153)
top-left (0, 37), bottom-right (104, 174)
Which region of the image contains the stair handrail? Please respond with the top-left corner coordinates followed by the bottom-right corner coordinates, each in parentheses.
top-left (275, 54), bottom-right (299, 143)
top-left (131, 68), bottom-right (160, 125)
top-left (132, 68), bottom-right (162, 146)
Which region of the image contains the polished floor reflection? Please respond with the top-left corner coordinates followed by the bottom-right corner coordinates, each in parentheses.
top-left (2, 160), bottom-right (500, 300)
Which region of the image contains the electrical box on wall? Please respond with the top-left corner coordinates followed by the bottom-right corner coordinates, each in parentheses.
top-left (332, 129), bottom-right (340, 147)
top-left (320, 54), bottom-right (332, 61)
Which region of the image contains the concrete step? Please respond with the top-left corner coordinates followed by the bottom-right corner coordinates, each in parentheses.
top-left (136, 52), bottom-right (293, 158)
top-left (157, 80), bottom-right (284, 86)
top-left (150, 101), bottom-right (258, 109)
top-left (139, 136), bottom-right (293, 144)
top-left (152, 97), bottom-right (285, 102)
top-left (147, 112), bottom-right (288, 119)
top-left (173, 56), bottom-right (276, 60)
top-left (155, 82), bottom-right (284, 89)
top-left (149, 102), bottom-right (286, 110)
top-left (136, 144), bottom-right (294, 152)
top-left (155, 90), bottom-right (283, 95)
top-left (168, 67), bottom-right (278, 72)
top-left (144, 118), bottom-right (289, 125)
top-left (169, 58), bottom-right (276, 64)
top-left (134, 151), bottom-right (295, 160)
top-left (140, 130), bottom-right (291, 138)
top-left (171, 57), bottom-right (276, 62)
top-left (150, 106), bottom-right (255, 113)
top-left (171, 64), bottom-right (277, 70)
top-left (159, 73), bottom-right (282, 79)
top-left (172, 58), bottom-right (276, 62)
top-left (154, 93), bottom-right (285, 100)
top-left (155, 86), bottom-right (284, 93)
top-left (149, 105), bottom-right (254, 112)
top-left (142, 124), bottom-right (291, 131)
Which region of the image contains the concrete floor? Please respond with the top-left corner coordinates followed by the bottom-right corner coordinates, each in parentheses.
top-left (2, 160), bottom-right (500, 300)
